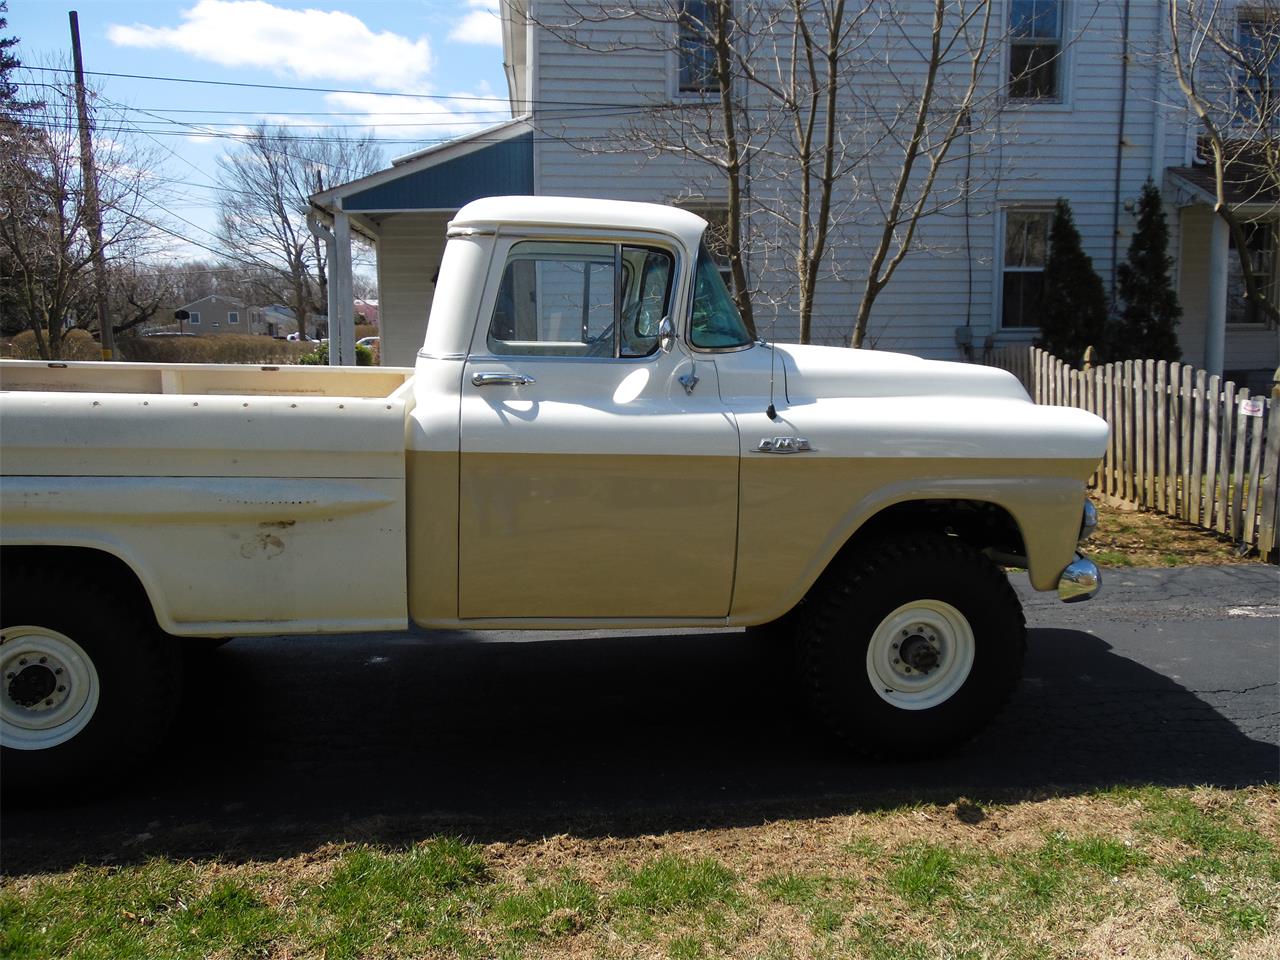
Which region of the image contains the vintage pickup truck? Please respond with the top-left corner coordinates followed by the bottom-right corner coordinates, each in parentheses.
top-left (0, 197), bottom-right (1107, 788)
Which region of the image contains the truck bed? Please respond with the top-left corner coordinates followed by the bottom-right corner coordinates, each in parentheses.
top-left (0, 359), bottom-right (417, 635)
top-left (0, 358), bottom-right (414, 398)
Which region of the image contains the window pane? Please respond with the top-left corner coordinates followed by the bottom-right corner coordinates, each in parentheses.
top-left (1237, 16), bottom-right (1280, 121)
top-left (1009, 42), bottom-right (1059, 99)
top-left (690, 245), bottom-right (752, 348)
top-left (1011, 0), bottom-right (1059, 40)
top-left (1002, 272), bottom-right (1045, 329)
top-left (488, 242), bottom-right (618, 357)
top-left (1227, 220), bottom-right (1276, 324)
top-left (678, 0), bottom-right (719, 93)
top-left (1005, 211), bottom-right (1048, 268)
top-left (620, 247), bottom-right (674, 357)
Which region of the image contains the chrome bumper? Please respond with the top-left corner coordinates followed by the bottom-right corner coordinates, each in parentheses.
top-left (1058, 555), bottom-right (1101, 603)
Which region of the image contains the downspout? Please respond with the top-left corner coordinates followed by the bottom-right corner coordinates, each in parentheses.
top-left (1110, 0), bottom-right (1133, 303)
top-left (1150, 1), bottom-right (1167, 183)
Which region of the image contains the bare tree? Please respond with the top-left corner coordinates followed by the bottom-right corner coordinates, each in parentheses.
top-left (0, 71), bottom-right (164, 358)
top-left (216, 124), bottom-right (381, 337)
top-left (847, 0), bottom-right (994, 347)
top-left (1167, 0), bottom-right (1280, 324)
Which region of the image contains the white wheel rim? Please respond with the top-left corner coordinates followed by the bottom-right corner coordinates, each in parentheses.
top-left (1, 625), bottom-right (100, 750)
top-left (865, 600), bottom-right (975, 711)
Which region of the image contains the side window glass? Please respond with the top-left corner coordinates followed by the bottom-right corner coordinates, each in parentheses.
top-left (488, 241), bottom-right (674, 358)
top-left (690, 246), bottom-right (753, 349)
top-left (619, 247), bottom-right (675, 357)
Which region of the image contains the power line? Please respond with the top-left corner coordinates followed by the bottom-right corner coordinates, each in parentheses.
top-left (16, 116), bottom-right (635, 147)
top-left (23, 65), bottom-right (648, 109)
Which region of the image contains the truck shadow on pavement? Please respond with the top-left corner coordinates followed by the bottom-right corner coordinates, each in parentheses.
top-left (4, 626), bottom-right (1277, 874)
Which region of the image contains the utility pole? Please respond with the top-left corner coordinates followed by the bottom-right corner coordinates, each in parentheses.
top-left (68, 10), bottom-right (114, 361)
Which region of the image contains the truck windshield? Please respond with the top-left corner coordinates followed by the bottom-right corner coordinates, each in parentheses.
top-left (690, 246), bottom-right (753, 349)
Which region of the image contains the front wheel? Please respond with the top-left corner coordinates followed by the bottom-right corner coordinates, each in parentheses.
top-left (797, 534), bottom-right (1025, 757)
top-left (1, 564), bottom-right (182, 796)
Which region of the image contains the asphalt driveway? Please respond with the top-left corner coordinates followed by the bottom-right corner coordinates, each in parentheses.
top-left (3, 564), bottom-right (1277, 874)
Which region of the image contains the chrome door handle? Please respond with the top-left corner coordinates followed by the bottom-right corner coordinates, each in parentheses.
top-left (471, 372), bottom-right (537, 387)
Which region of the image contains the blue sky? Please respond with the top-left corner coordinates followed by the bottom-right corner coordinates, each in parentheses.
top-left (8, 0), bottom-right (511, 258)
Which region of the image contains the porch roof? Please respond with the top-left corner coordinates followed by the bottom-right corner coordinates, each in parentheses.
top-left (1166, 164), bottom-right (1280, 209)
top-left (311, 116), bottom-right (534, 216)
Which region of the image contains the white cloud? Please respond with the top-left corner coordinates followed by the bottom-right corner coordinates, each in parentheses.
top-left (323, 86), bottom-right (509, 141)
top-left (107, 0), bottom-right (433, 91)
top-left (450, 0), bottom-right (502, 47)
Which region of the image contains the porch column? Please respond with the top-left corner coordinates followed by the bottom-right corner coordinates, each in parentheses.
top-left (1205, 212), bottom-right (1228, 378)
top-left (329, 210), bottom-right (355, 366)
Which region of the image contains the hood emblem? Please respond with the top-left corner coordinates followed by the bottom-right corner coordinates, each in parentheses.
top-left (756, 437), bottom-right (812, 454)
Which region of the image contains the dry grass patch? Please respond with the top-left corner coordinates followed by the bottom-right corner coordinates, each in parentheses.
top-left (3, 785), bottom-right (1277, 959)
top-left (1089, 494), bottom-right (1251, 567)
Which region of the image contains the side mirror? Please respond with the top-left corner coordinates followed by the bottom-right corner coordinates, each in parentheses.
top-left (658, 315), bottom-right (675, 353)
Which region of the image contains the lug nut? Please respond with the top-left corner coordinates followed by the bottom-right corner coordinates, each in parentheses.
top-left (57, 685), bottom-right (65, 693)
top-left (54, 668), bottom-right (62, 675)
top-left (44, 699), bottom-right (52, 706)
top-left (18, 658), bottom-right (26, 665)
top-left (893, 657), bottom-right (900, 664)
top-left (39, 657), bottom-right (47, 663)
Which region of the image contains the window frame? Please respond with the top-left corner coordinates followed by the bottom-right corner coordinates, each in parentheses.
top-left (1235, 10), bottom-right (1280, 124)
top-left (227, 310), bottom-right (240, 325)
top-left (670, 0), bottom-right (725, 101)
top-left (188, 311), bottom-right (201, 325)
top-left (676, 203), bottom-right (736, 288)
top-left (482, 239), bottom-right (679, 361)
top-left (995, 206), bottom-right (1054, 333)
top-left (1227, 217), bottom-right (1278, 326)
top-left (1005, 0), bottom-right (1070, 107)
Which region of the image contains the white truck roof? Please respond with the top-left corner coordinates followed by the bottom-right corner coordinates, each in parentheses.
top-left (450, 196), bottom-right (709, 250)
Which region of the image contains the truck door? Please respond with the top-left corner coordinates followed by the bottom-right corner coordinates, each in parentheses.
top-left (458, 236), bottom-right (739, 620)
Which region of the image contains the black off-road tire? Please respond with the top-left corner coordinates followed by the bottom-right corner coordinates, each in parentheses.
top-left (0, 564), bottom-right (183, 798)
top-left (797, 534), bottom-right (1025, 757)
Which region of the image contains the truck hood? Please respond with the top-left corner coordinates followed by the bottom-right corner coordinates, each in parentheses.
top-left (776, 343), bottom-right (1031, 403)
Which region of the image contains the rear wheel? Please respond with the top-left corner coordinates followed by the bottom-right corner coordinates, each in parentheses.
top-left (797, 534), bottom-right (1025, 757)
top-left (1, 564), bottom-right (182, 796)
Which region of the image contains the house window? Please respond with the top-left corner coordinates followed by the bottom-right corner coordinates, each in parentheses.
top-left (1009, 0), bottom-right (1062, 100)
top-left (679, 205), bottom-right (735, 288)
top-left (677, 1), bottom-right (720, 95)
top-left (228, 311), bottom-right (240, 324)
top-left (1001, 209), bottom-right (1052, 329)
top-left (1237, 12), bottom-right (1279, 122)
top-left (188, 311), bottom-right (201, 325)
top-left (1227, 220), bottom-right (1277, 324)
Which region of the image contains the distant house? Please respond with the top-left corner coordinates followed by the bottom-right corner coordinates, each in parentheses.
top-left (354, 299), bottom-right (379, 325)
top-left (250, 304), bottom-right (295, 338)
top-left (173, 295), bottom-right (256, 336)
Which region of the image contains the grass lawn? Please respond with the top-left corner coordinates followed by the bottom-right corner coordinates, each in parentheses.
top-left (1088, 495), bottom-right (1255, 569)
top-left (3, 786), bottom-right (1277, 959)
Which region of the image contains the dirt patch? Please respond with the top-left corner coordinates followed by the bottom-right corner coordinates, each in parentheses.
top-left (1089, 494), bottom-right (1253, 567)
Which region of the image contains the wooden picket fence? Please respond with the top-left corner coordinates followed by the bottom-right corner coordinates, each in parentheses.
top-left (985, 345), bottom-right (1280, 563)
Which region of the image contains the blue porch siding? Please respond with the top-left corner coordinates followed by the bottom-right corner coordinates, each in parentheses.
top-left (343, 132), bottom-right (534, 212)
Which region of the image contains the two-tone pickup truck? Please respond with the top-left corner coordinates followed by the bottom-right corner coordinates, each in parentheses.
top-left (0, 197), bottom-right (1107, 789)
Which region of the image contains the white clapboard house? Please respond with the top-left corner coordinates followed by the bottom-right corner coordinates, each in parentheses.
top-left (313, 0), bottom-right (1278, 389)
